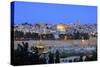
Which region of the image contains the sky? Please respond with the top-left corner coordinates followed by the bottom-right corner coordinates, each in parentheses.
top-left (12, 1), bottom-right (97, 25)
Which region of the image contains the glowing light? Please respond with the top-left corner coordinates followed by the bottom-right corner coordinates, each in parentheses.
top-left (82, 39), bottom-right (85, 43)
top-left (64, 36), bottom-right (68, 40)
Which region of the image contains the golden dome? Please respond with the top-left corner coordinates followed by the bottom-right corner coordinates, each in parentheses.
top-left (57, 24), bottom-right (65, 31)
top-left (36, 41), bottom-right (45, 49)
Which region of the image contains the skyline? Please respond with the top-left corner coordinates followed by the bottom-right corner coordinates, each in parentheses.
top-left (12, 1), bottom-right (97, 25)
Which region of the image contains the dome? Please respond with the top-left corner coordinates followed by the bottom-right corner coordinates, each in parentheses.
top-left (57, 24), bottom-right (65, 31)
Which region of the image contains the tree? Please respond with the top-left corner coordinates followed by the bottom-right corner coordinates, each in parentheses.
top-left (14, 30), bottom-right (24, 39)
top-left (47, 34), bottom-right (55, 40)
top-left (59, 34), bottom-right (65, 40)
top-left (55, 50), bottom-right (60, 63)
top-left (48, 52), bottom-right (54, 63)
top-left (13, 42), bottom-right (38, 65)
top-left (31, 33), bottom-right (40, 40)
top-left (73, 31), bottom-right (81, 39)
top-left (24, 32), bottom-right (32, 39)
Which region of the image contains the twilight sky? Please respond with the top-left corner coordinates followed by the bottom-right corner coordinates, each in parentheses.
top-left (12, 1), bottom-right (97, 24)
